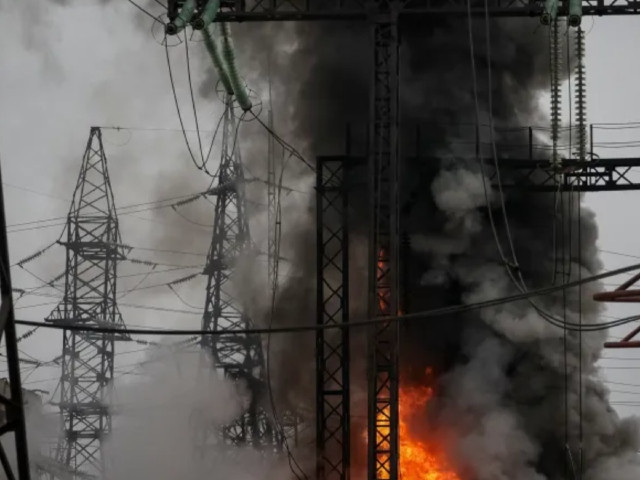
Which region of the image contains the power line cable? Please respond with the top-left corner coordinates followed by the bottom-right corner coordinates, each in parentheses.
top-left (14, 260), bottom-right (640, 336)
top-left (127, 0), bottom-right (163, 22)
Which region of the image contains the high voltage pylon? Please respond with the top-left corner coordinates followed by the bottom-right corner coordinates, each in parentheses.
top-left (47, 127), bottom-right (126, 477)
top-left (200, 96), bottom-right (278, 449)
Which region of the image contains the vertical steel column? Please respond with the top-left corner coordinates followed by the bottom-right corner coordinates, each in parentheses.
top-left (316, 156), bottom-right (351, 480)
top-left (367, 4), bottom-right (400, 480)
top-left (0, 163), bottom-right (31, 480)
top-left (48, 127), bottom-right (126, 477)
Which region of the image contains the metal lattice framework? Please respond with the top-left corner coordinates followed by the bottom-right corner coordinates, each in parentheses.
top-left (47, 127), bottom-right (126, 476)
top-left (168, 0), bottom-right (640, 21)
top-left (0, 166), bottom-right (31, 480)
top-left (368, 8), bottom-right (400, 480)
top-left (200, 96), bottom-right (277, 448)
top-left (485, 157), bottom-right (640, 191)
top-left (316, 156), bottom-right (352, 480)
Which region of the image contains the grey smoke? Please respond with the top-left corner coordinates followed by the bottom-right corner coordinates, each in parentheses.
top-left (252, 15), bottom-right (640, 480)
top-left (103, 348), bottom-right (291, 480)
top-left (5, 0), bottom-right (640, 478)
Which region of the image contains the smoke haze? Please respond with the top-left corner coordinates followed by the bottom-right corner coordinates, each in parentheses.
top-left (3, 1), bottom-right (640, 479)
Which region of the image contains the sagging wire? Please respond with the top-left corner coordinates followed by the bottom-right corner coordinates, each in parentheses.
top-left (476, 4), bottom-right (589, 474)
top-left (117, 264), bottom-right (157, 301)
top-left (251, 111), bottom-right (315, 172)
top-left (184, 31), bottom-right (206, 164)
top-left (127, 0), bottom-right (163, 23)
top-left (265, 149), bottom-right (308, 480)
top-left (165, 32), bottom-right (218, 177)
top-left (470, 0), bottom-right (608, 334)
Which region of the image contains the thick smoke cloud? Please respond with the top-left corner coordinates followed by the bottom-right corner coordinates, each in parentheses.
top-left (250, 15), bottom-right (640, 480)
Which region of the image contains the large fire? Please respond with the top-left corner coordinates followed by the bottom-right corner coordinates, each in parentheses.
top-left (398, 371), bottom-right (460, 480)
top-left (369, 368), bottom-right (460, 480)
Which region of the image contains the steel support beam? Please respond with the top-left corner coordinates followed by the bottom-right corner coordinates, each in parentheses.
top-left (0, 164), bottom-right (31, 480)
top-left (484, 157), bottom-right (640, 192)
top-left (166, 0), bottom-right (640, 22)
top-left (593, 272), bottom-right (640, 348)
top-left (368, 7), bottom-right (400, 480)
top-left (316, 156), bottom-right (352, 480)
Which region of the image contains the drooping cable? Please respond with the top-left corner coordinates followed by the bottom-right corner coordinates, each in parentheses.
top-left (184, 32), bottom-right (206, 164)
top-left (265, 151), bottom-right (308, 480)
top-left (164, 33), bottom-right (209, 173)
top-left (471, 0), bottom-right (603, 335)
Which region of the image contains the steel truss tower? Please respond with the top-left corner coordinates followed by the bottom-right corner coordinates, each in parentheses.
top-left (48, 127), bottom-right (126, 476)
top-left (368, 8), bottom-right (400, 480)
top-left (316, 155), bottom-right (353, 480)
top-left (200, 96), bottom-right (277, 448)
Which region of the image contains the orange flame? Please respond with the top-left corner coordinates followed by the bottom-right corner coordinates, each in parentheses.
top-left (368, 368), bottom-right (460, 480)
top-left (399, 379), bottom-right (460, 480)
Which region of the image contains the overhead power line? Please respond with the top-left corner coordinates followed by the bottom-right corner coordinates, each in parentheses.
top-left (14, 261), bottom-right (640, 337)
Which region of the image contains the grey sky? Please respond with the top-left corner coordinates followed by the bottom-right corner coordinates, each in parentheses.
top-left (1, 0), bottom-right (640, 451)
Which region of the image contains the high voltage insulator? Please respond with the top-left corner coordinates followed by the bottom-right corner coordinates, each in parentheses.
top-left (541, 0), bottom-right (558, 24)
top-left (550, 19), bottom-right (563, 167)
top-left (202, 27), bottom-right (234, 95)
top-left (574, 26), bottom-right (588, 161)
top-left (191, 0), bottom-right (220, 30)
top-left (173, 194), bottom-right (204, 207)
top-left (168, 272), bottom-right (199, 286)
top-left (166, 0), bottom-right (196, 35)
top-left (16, 241), bottom-right (57, 268)
top-left (49, 272), bottom-right (65, 285)
top-left (220, 23), bottom-right (252, 112)
top-left (127, 258), bottom-right (158, 267)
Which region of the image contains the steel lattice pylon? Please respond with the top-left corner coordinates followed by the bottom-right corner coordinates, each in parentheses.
top-left (47, 127), bottom-right (126, 476)
top-left (200, 96), bottom-right (277, 448)
top-left (368, 8), bottom-right (400, 480)
top-left (316, 156), bottom-right (353, 480)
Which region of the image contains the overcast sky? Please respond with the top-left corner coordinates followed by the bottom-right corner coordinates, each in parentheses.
top-left (1, 0), bottom-right (640, 436)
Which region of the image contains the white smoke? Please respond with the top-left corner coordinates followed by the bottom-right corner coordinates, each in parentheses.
top-left (424, 163), bottom-right (640, 479)
top-left (104, 348), bottom-right (293, 480)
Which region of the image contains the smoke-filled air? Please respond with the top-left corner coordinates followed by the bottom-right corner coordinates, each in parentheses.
top-left (2, 1), bottom-right (640, 480)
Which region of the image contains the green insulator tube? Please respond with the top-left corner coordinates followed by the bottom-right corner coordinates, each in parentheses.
top-left (192, 0), bottom-right (220, 30)
top-left (166, 0), bottom-right (196, 35)
top-left (568, 0), bottom-right (582, 26)
top-left (541, 0), bottom-right (558, 25)
top-left (220, 23), bottom-right (252, 112)
top-left (202, 27), bottom-right (234, 95)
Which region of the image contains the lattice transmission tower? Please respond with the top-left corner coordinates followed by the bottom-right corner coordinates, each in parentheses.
top-left (47, 127), bottom-right (126, 476)
top-left (200, 96), bottom-right (278, 449)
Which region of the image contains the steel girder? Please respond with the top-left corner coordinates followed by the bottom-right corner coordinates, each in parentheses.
top-left (200, 97), bottom-right (278, 449)
top-left (47, 127), bottom-right (126, 477)
top-left (165, 0), bottom-right (640, 22)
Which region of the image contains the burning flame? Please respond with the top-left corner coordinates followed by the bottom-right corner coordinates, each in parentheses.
top-left (399, 371), bottom-right (460, 480)
top-left (368, 368), bottom-right (460, 480)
